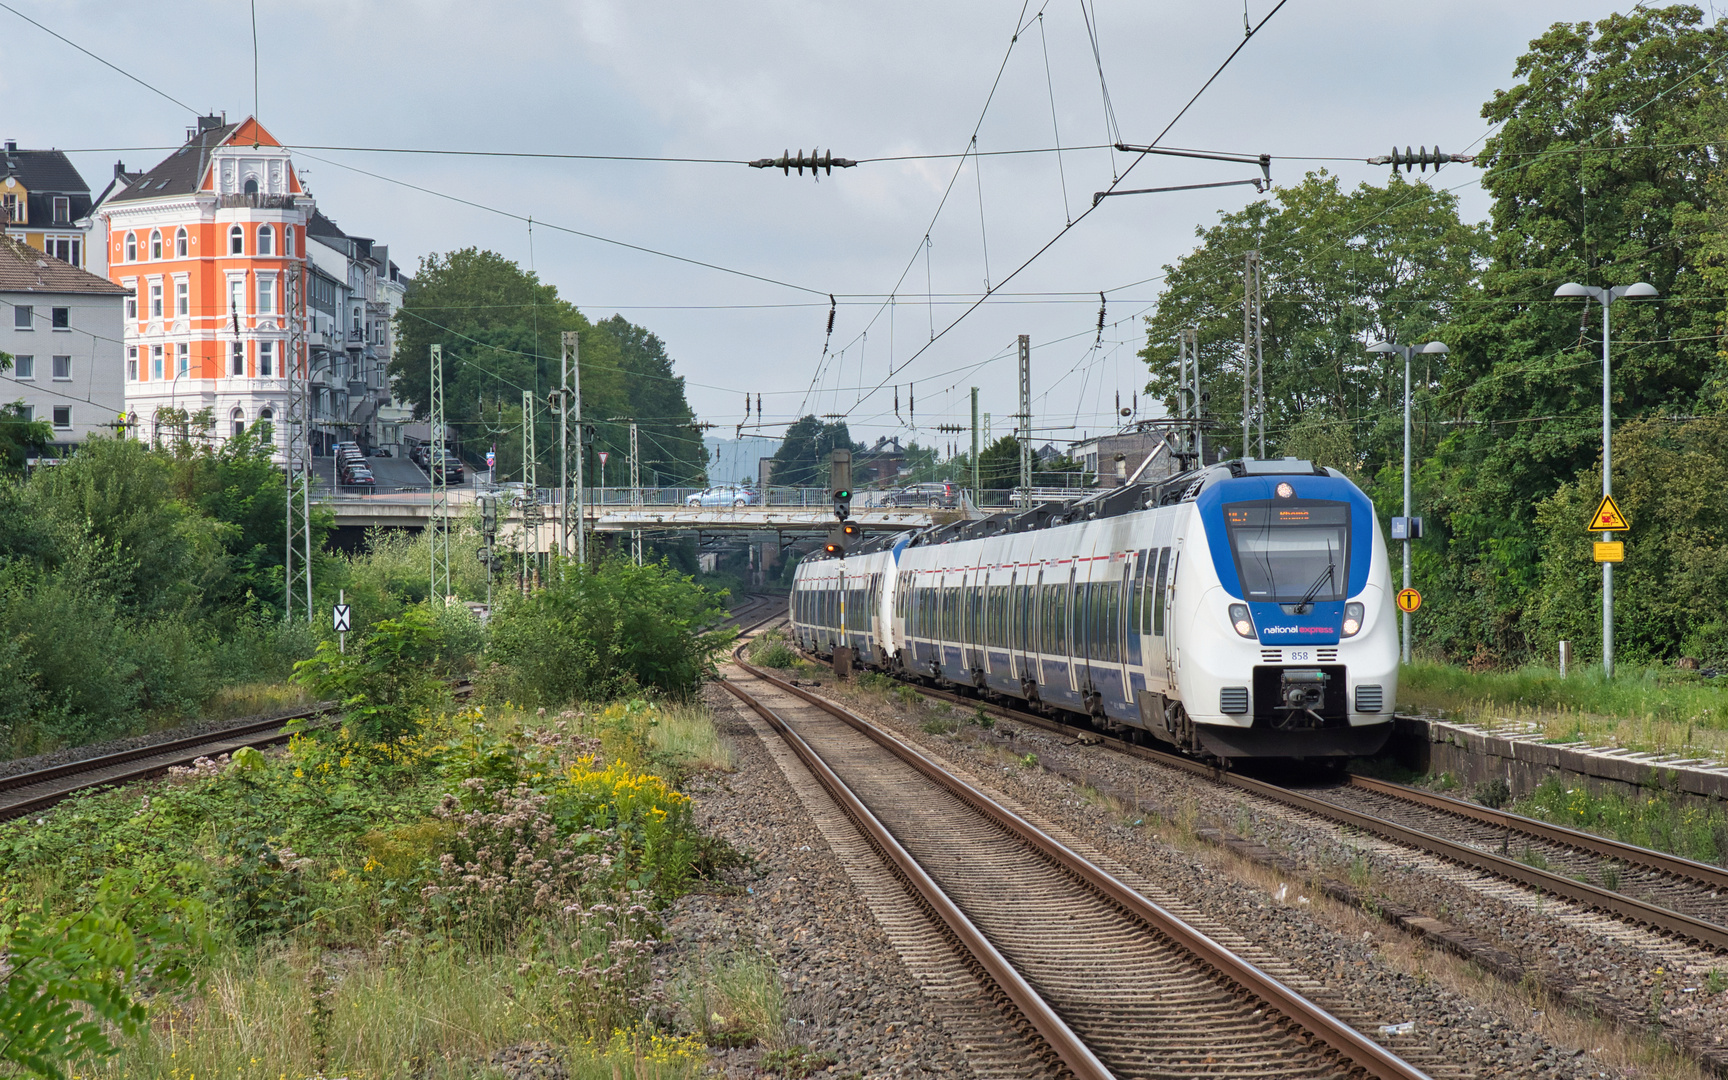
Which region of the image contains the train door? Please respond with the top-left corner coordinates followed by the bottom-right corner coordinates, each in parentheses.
top-left (1164, 540), bottom-right (1183, 691)
top-left (1144, 547), bottom-right (1171, 692)
top-left (1116, 556), bottom-right (1135, 707)
top-left (960, 569), bottom-right (979, 675)
top-left (1008, 566), bottom-right (1024, 684)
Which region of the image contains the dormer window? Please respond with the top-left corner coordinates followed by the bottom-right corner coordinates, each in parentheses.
top-left (257, 224), bottom-right (274, 256)
top-left (52, 196), bottom-right (69, 224)
top-left (150, 230), bottom-right (162, 260)
top-left (175, 227), bottom-right (187, 257)
top-left (229, 225), bottom-right (244, 255)
top-left (124, 232), bottom-right (137, 261)
top-left (243, 177), bottom-right (259, 195)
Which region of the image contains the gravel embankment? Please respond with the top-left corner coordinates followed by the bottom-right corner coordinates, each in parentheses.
top-left (660, 685), bottom-right (982, 1079)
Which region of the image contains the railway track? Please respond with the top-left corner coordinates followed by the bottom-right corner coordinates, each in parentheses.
top-left (726, 645), bottom-right (1428, 1079)
top-left (2, 592), bottom-right (779, 826)
top-left (879, 677), bottom-right (1728, 954)
top-left (0, 707), bottom-right (332, 822)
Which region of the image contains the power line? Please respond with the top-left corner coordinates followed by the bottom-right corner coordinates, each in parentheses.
top-left (0, 2), bottom-right (197, 115)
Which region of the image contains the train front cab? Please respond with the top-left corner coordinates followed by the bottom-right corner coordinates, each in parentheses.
top-left (1173, 470), bottom-right (1397, 760)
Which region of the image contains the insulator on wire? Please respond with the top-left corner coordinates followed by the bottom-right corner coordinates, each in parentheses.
top-left (1368, 145), bottom-right (1474, 172)
top-left (748, 148), bottom-right (858, 176)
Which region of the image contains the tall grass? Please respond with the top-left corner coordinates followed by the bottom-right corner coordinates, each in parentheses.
top-left (1400, 661), bottom-right (1728, 762)
top-left (95, 943), bottom-right (707, 1080)
top-left (650, 700), bottom-right (735, 772)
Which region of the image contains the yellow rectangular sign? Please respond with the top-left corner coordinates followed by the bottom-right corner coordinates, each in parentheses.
top-left (1593, 541), bottom-right (1625, 563)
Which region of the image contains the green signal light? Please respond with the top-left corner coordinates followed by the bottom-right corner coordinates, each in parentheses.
top-left (835, 489), bottom-right (851, 500)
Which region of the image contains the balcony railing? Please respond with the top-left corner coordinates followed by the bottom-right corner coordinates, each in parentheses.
top-left (218, 193), bottom-right (298, 210)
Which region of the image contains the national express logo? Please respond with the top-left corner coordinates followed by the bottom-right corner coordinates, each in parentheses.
top-left (1262, 625), bottom-right (1331, 635)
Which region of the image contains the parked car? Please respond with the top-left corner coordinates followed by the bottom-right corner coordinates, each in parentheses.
top-left (685, 485), bottom-right (759, 508)
top-left (341, 467), bottom-right (375, 490)
top-left (431, 452), bottom-right (464, 482)
top-left (883, 481), bottom-right (957, 508)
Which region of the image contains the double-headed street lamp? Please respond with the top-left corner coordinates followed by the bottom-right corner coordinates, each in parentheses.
top-left (1553, 280), bottom-right (1658, 679)
top-left (1367, 338), bottom-right (1448, 664)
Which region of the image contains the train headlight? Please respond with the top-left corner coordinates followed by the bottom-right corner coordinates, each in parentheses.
top-left (1342, 602), bottom-right (1365, 638)
top-left (1228, 603), bottom-right (1256, 638)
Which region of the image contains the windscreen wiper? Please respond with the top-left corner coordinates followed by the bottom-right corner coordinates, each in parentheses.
top-left (1291, 540), bottom-right (1337, 614)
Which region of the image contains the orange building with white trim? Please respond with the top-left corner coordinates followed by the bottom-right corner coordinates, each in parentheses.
top-left (95, 115), bottom-right (307, 448)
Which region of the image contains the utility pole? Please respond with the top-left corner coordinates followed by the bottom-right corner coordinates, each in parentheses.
top-left (283, 262), bottom-right (312, 620)
top-left (522, 389), bottom-right (538, 582)
top-left (558, 332), bottom-right (571, 569)
top-left (1187, 326), bottom-right (1204, 466)
top-left (970, 386), bottom-right (980, 504)
top-left (564, 330), bottom-right (586, 567)
top-left (1241, 250), bottom-right (1265, 459)
top-left (429, 344), bottom-right (449, 606)
top-left (1554, 280), bottom-right (1658, 678)
top-left (1017, 334), bottom-right (1032, 504)
top-left (630, 420), bottom-right (643, 565)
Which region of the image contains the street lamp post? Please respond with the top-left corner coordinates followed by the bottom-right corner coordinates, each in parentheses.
top-left (1553, 281), bottom-right (1658, 678)
top-left (1367, 338), bottom-right (1449, 665)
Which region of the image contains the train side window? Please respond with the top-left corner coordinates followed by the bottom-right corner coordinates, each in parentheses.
top-left (1132, 549), bottom-right (1151, 635)
top-left (1152, 548), bottom-right (1172, 636)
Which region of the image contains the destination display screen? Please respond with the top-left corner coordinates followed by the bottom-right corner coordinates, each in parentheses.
top-left (1224, 501), bottom-right (1351, 603)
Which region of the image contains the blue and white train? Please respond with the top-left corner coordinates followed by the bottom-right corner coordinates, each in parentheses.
top-left (787, 458), bottom-right (1399, 761)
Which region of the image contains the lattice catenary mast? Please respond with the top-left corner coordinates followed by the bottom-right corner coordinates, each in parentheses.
top-left (283, 263), bottom-right (313, 620)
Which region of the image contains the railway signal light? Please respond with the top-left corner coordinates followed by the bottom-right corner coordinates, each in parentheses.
top-left (824, 528), bottom-right (845, 558)
top-left (831, 448), bottom-right (853, 521)
top-left (841, 521), bottom-right (862, 541)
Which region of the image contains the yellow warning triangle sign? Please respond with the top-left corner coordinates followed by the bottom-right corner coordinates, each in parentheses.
top-left (1588, 493), bottom-right (1630, 532)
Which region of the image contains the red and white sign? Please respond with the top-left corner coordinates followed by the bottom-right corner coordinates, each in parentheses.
top-left (598, 452), bottom-right (610, 467)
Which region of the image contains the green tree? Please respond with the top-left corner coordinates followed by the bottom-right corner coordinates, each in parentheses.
top-left (0, 351), bottom-right (52, 473)
top-left (767, 415), bottom-right (860, 486)
top-left (1138, 171), bottom-right (1483, 476)
top-left (389, 249), bottom-right (704, 489)
top-left (1425, 6), bottom-right (1728, 659)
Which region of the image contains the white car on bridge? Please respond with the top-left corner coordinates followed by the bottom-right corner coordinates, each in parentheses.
top-left (685, 485), bottom-right (760, 508)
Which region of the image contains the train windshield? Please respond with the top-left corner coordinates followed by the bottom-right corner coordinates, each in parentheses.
top-left (1224, 502), bottom-right (1350, 604)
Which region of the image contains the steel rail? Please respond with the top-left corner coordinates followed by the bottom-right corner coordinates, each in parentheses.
top-left (732, 648), bottom-right (1430, 1080)
top-left (1345, 774), bottom-right (1728, 893)
top-left (720, 675), bottom-right (1113, 1080)
top-left (865, 674), bottom-right (1728, 953)
top-left (1, 682), bottom-right (472, 823)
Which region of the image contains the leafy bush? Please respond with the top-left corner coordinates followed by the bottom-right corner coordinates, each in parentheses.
top-left (0, 873), bottom-right (209, 1080)
top-left (292, 605), bottom-right (451, 743)
top-left (483, 557), bottom-right (733, 706)
top-left (747, 629), bottom-right (797, 669)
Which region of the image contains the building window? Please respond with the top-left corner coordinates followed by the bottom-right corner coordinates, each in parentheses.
top-left (175, 280), bottom-right (188, 316)
top-left (12, 305), bottom-right (30, 329)
top-left (127, 347), bottom-right (138, 381)
top-left (52, 196), bottom-right (70, 224)
top-left (229, 225), bottom-right (244, 255)
top-left (125, 295), bottom-right (137, 320)
top-left (52, 307), bottom-right (69, 329)
top-left (229, 278), bottom-right (244, 315)
top-left (232, 341), bottom-right (245, 376)
top-left (257, 224), bottom-right (274, 256)
top-left (176, 343), bottom-right (188, 376)
top-left (259, 340), bottom-right (274, 376)
top-left (257, 274), bottom-right (276, 315)
top-left (1, 192), bottom-right (18, 223)
top-left (284, 228), bottom-right (295, 258)
top-left (45, 236), bottom-right (80, 265)
top-left (124, 232), bottom-right (137, 261)
top-left (244, 177), bottom-right (259, 195)
top-left (149, 282), bottom-right (163, 318)
top-left (16, 405), bottom-right (32, 422)
top-left (175, 227), bottom-right (188, 257)
top-left (151, 345), bottom-right (163, 380)
top-left (52, 406), bottom-right (71, 429)
top-left (150, 229), bottom-right (163, 260)
top-left (12, 355), bottom-right (32, 379)
top-left (232, 413), bottom-right (245, 439)
top-left (52, 355), bottom-right (71, 380)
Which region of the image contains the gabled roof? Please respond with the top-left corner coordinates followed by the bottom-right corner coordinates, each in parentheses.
top-left (0, 233), bottom-right (130, 295)
top-left (111, 118), bottom-right (243, 203)
top-left (1, 147), bottom-right (89, 195)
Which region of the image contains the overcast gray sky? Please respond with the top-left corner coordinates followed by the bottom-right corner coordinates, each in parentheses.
top-left (2, 0), bottom-right (1605, 448)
